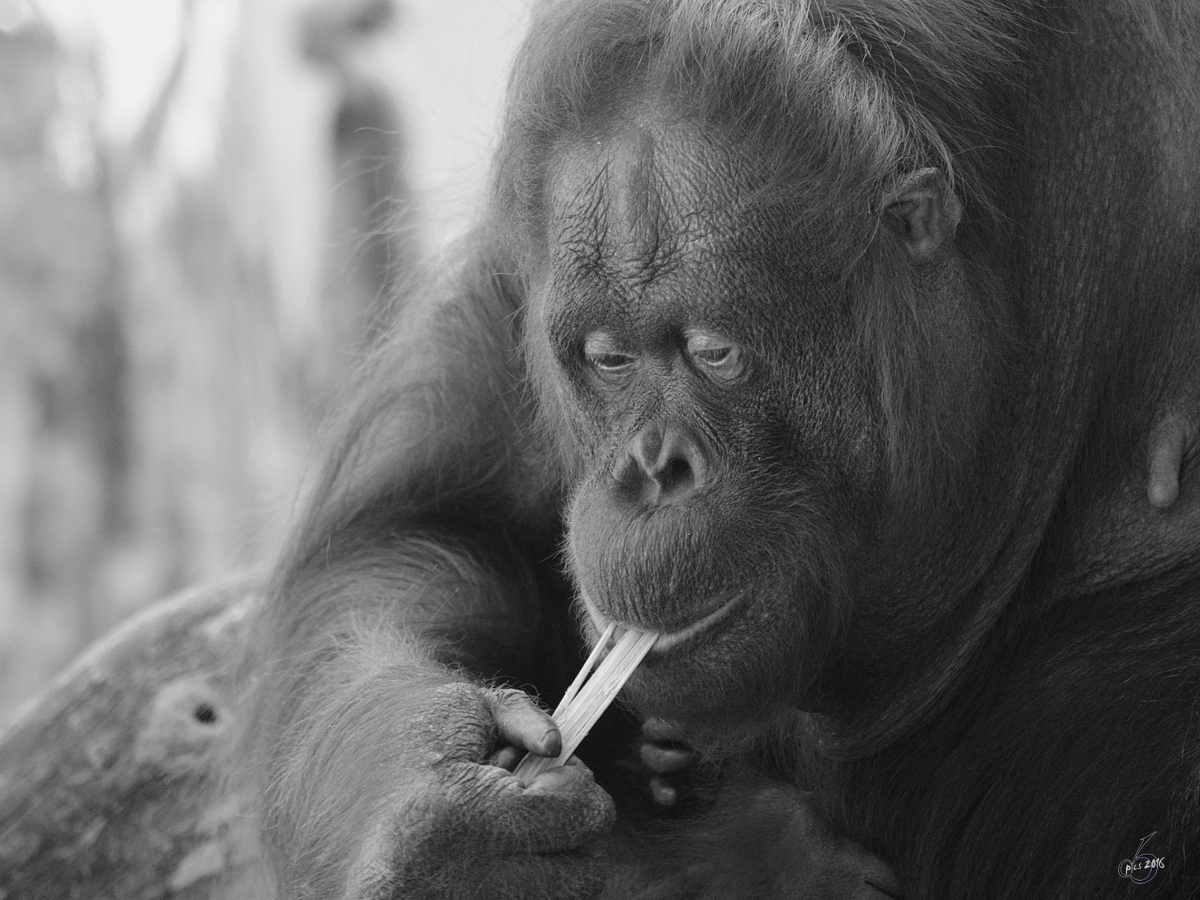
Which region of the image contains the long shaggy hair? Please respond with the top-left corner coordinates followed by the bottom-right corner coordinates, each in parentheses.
top-left (494, 0), bottom-right (1028, 249)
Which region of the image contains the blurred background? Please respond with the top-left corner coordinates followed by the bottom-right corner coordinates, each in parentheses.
top-left (0, 0), bottom-right (528, 718)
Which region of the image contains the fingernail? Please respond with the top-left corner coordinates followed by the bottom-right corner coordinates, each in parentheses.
top-left (533, 765), bottom-right (575, 791)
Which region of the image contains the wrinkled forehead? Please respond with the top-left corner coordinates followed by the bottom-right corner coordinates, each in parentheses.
top-left (542, 118), bottom-right (771, 287)
top-left (529, 111), bottom-right (857, 341)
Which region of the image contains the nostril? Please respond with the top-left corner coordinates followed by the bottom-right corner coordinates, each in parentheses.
top-left (648, 429), bottom-right (707, 503)
top-left (657, 455), bottom-right (695, 497)
top-left (618, 421), bottom-right (708, 506)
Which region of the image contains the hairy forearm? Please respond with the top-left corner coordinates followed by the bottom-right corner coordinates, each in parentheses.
top-left (265, 640), bottom-right (465, 894)
top-left (249, 533), bottom-right (550, 892)
top-left (272, 523), bottom-right (547, 675)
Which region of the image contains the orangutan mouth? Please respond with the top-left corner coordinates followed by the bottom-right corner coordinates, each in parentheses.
top-left (582, 593), bottom-right (744, 655)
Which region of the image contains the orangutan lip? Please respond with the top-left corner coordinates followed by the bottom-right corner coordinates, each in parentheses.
top-left (583, 594), bottom-right (742, 656)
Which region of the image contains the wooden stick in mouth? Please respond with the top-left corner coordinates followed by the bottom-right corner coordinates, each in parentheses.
top-left (514, 626), bottom-right (658, 784)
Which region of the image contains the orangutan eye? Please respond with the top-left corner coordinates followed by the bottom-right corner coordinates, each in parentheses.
top-left (593, 352), bottom-right (636, 370)
top-left (686, 332), bottom-right (742, 376)
top-left (693, 345), bottom-right (732, 364)
top-left (583, 333), bottom-right (637, 374)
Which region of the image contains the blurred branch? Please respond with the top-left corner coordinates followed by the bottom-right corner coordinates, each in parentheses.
top-left (118, 0), bottom-right (196, 187)
top-left (0, 0), bottom-right (420, 718)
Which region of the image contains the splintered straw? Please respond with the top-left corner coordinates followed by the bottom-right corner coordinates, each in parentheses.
top-left (554, 621), bottom-right (617, 717)
top-left (514, 627), bottom-right (657, 785)
top-left (553, 629), bottom-right (656, 754)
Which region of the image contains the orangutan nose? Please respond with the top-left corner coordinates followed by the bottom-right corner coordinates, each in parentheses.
top-left (620, 421), bottom-right (709, 506)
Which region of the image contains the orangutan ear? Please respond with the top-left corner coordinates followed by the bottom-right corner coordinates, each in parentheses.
top-left (883, 168), bottom-right (962, 261)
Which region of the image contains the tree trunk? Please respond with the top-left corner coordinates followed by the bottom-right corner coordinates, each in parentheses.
top-left (0, 578), bottom-right (269, 898)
